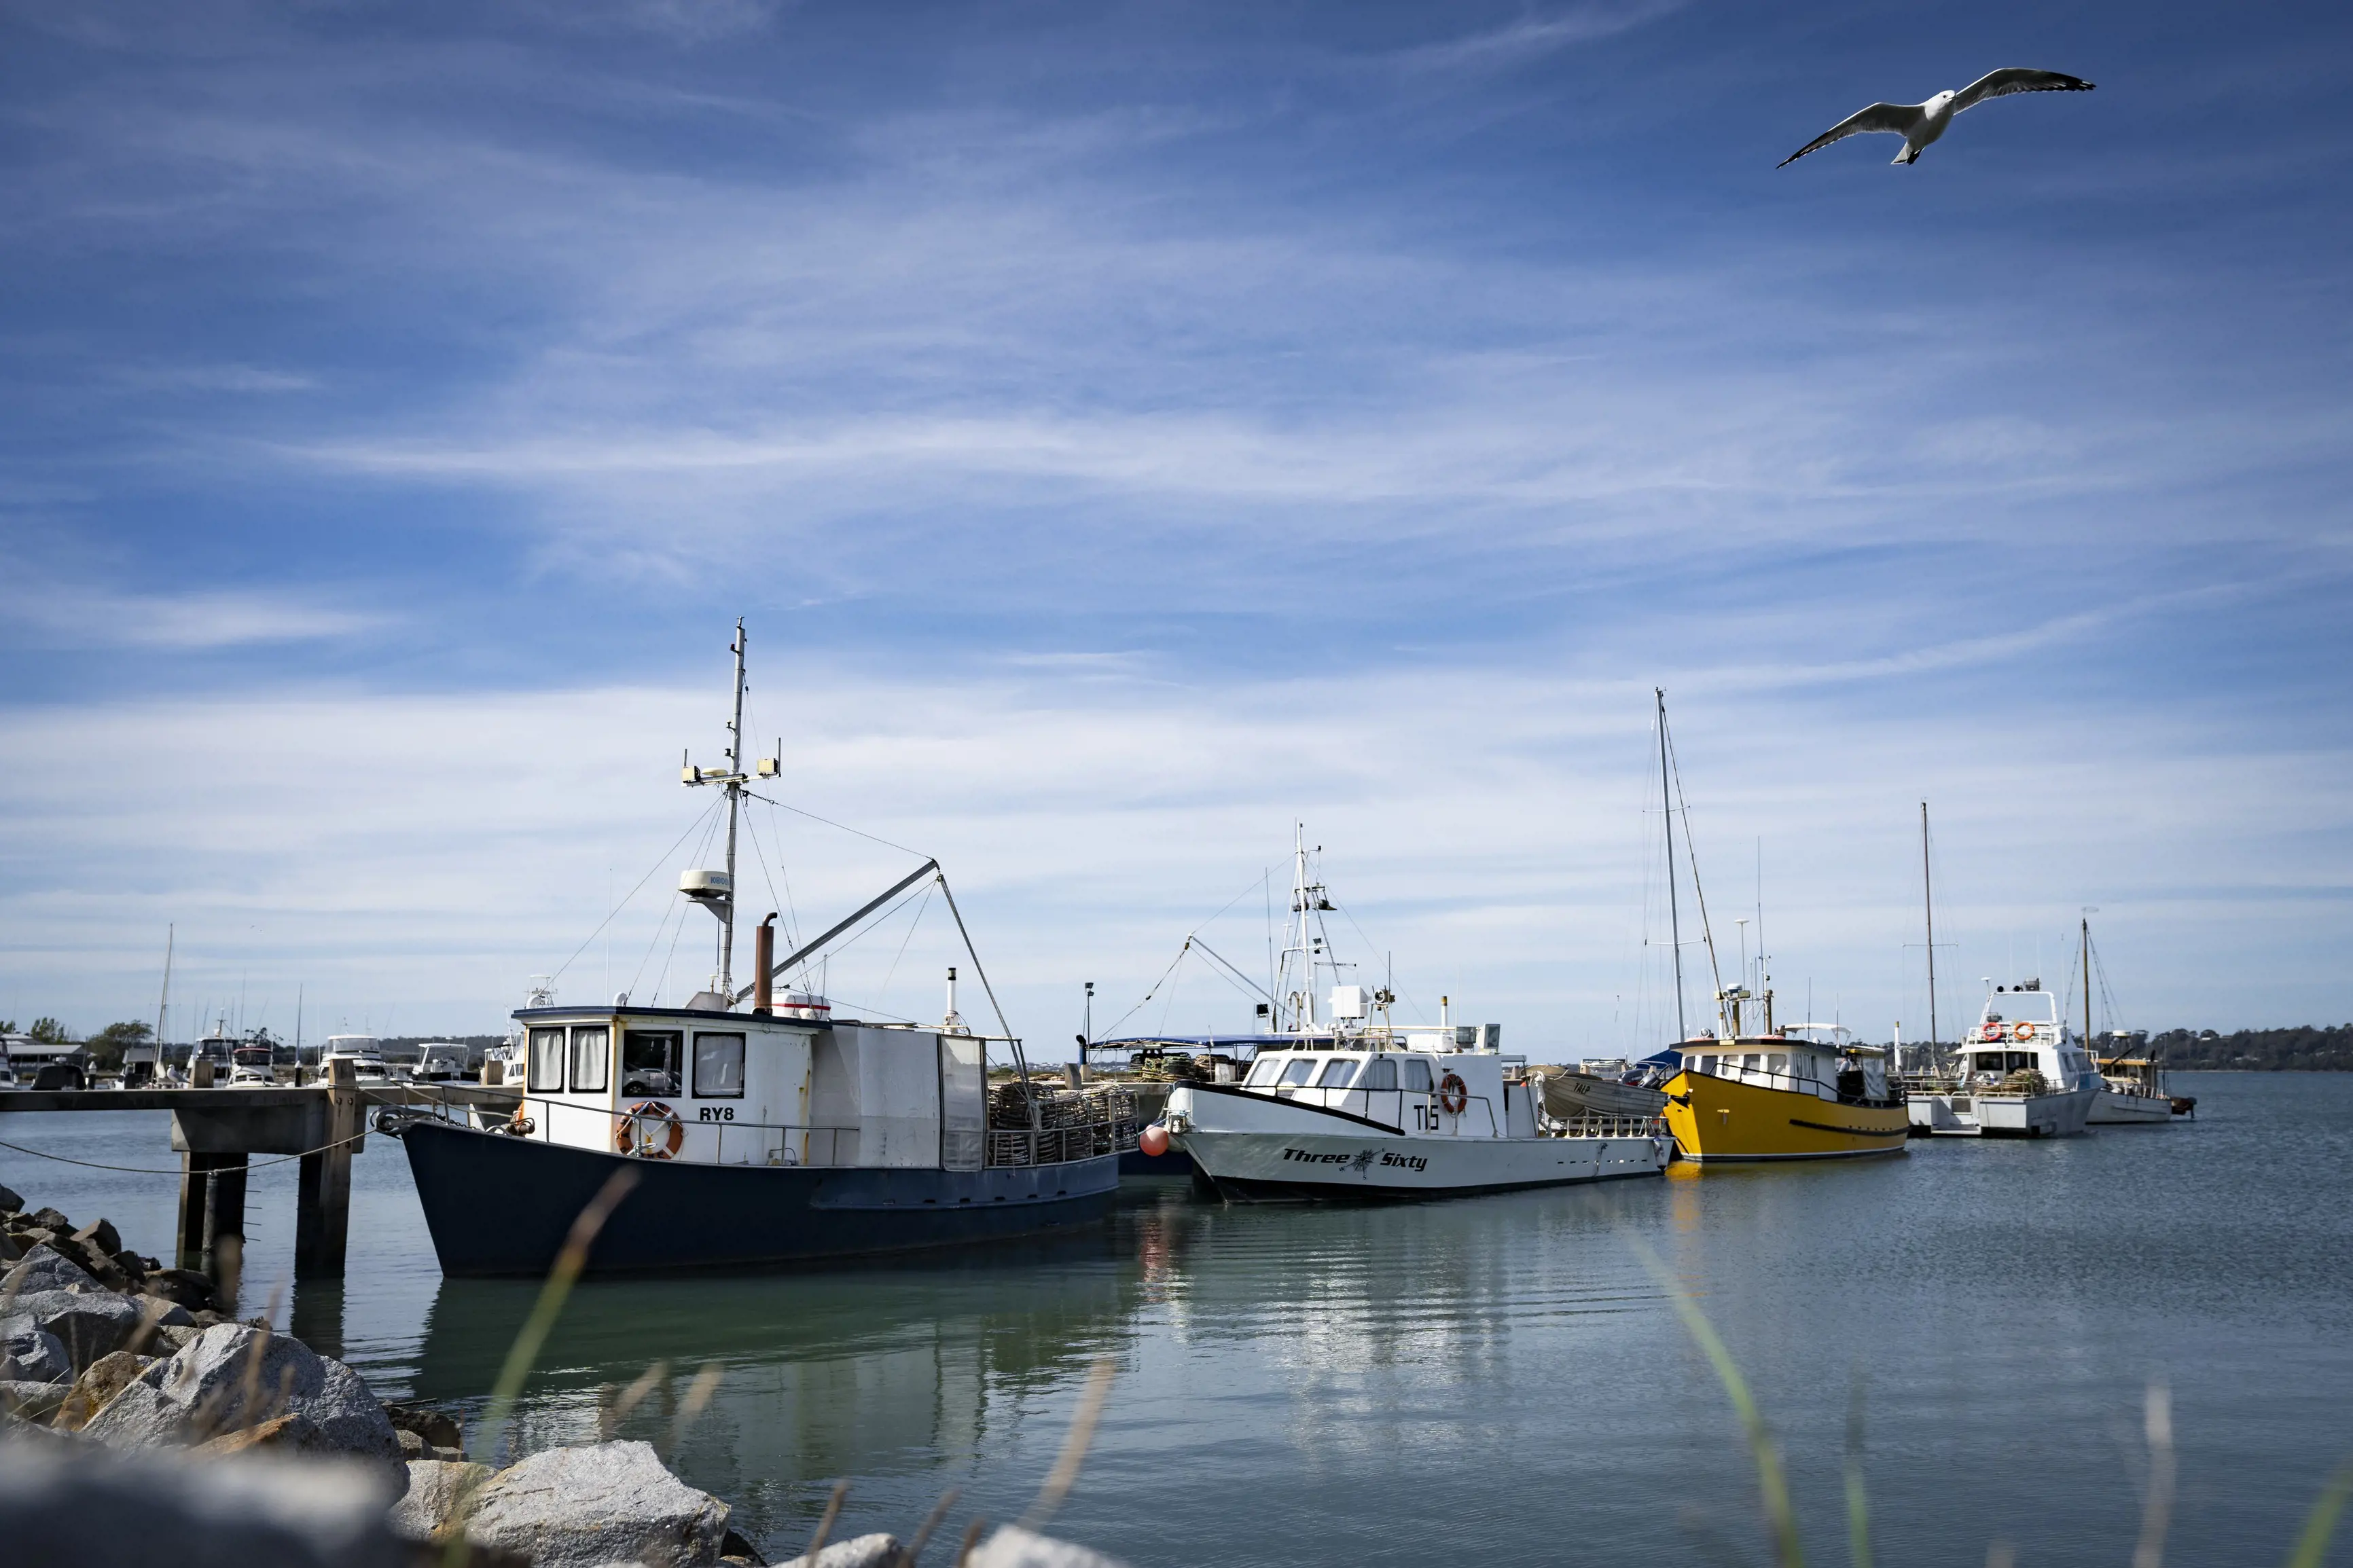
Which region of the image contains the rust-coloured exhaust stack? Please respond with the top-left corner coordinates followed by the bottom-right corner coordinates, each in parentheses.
top-left (754, 914), bottom-right (776, 1015)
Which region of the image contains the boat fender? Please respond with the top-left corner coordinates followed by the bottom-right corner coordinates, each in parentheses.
top-left (619, 1101), bottom-right (685, 1159)
top-left (1138, 1124), bottom-right (1171, 1158)
top-left (2014, 1022), bottom-right (2036, 1041)
top-left (1438, 1072), bottom-right (1469, 1116)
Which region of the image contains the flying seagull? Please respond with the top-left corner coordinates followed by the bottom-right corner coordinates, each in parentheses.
top-left (1778, 68), bottom-right (2094, 167)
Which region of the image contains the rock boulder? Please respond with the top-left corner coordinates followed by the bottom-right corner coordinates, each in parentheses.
top-left (73, 1218), bottom-right (124, 1257)
top-left (8, 1286), bottom-right (147, 1372)
top-left (79, 1324), bottom-right (403, 1469)
top-left (141, 1268), bottom-right (216, 1312)
top-left (0, 1313), bottom-right (71, 1384)
top-left (53, 1349), bottom-right (160, 1430)
top-left (0, 1179), bottom-right (25, 1213)
top-left (387, 1457), bottom-right (495, 1542)
top-left (778, 1532), bottom-right (903, 1568)
top-left (0, 1434), bottom-right (410, 1568)
top-left (967, 1527), bottom-right (1133, 1568)
top-left (0, 1380), bottom-right (71, 1420)
top-left (3, 1241), bottom-right (98, 1294)
top-left (464, 1440), bottom-right (731, 1567)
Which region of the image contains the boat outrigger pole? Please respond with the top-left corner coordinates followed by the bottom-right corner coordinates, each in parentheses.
top-left (1922, 801), bottom-right (1939, 1072)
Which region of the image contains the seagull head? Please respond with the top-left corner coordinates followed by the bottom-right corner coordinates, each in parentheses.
top-left (1930, 89), bottom-right (1958, 108)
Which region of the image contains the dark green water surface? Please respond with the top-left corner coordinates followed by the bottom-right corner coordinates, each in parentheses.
top-left (7, 1072), bottom-right (2350, 1566)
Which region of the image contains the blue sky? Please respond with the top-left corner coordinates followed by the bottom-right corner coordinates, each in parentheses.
top-left (3, 0), bottom-right (2349, 1049)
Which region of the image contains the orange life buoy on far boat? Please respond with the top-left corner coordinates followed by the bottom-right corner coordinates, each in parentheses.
top-left (2014, 1022), bottom-right (2036, 1041)
top-left (617, 1100), bottom-right (685, 1159)
top-left (1438, 1072), bottom-right (1470, 1116)
top-left (1981, 1023), bottom-right (2005, 1042)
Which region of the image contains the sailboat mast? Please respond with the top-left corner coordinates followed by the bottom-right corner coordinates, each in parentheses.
top-left (720, 619), bottom-right (747, 997)
top-left (154, 924), bottom-right (174, 1051)
top-left (1657, 689), bottom-right (1687, 1044)
top-left (1921, 801), bottom-right (1938, 1068)
top-left (2082, 915), bottom-right (2094, 1059)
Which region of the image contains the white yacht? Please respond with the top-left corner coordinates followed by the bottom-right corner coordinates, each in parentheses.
top-left (1907, 979), bottom-right (2100, 1137)
top-left (1157, 834), bottom-right (1670, 1201)
top-left (321, 1034), bottom-right (393, 1085)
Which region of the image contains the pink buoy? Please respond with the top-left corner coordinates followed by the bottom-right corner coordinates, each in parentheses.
top-left (1138, 1124), bottom-right (1170, 1158)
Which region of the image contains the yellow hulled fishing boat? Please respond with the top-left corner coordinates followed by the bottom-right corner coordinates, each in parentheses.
top-left (1662, 1013), bottom-right (1909, 1163)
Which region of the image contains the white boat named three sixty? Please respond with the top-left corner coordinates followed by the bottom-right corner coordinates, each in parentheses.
top-left (1157, 833), bottom-right (1671, 1201)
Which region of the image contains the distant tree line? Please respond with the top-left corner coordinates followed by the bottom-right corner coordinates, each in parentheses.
top-left (2147, 1024), bottom-right (2353, 1071)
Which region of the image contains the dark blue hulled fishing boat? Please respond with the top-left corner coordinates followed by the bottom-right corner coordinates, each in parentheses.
top-left (384, 623), bottom-right (1133, 1277)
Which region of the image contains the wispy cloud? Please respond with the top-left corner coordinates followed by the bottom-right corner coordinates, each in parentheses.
top-left (0, 575), bottom-right (391, 649)
top-left (1388, 3), bottom-right (1687, 75)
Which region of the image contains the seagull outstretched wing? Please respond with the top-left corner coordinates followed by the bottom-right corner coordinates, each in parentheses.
top-left (1952, 68), bottom-right (2094, 114)
top-left (1777, 102), bottom-right (1923, 167)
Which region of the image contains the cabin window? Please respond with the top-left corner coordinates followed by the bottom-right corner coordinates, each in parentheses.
top-left (528, 1027), bottom-right (566, 1092)
top-left (1767, 1053), bottom-right (1788, 1074)
top-left (1317, 1058), bottom-right (1359, 1089)
top-left (1972, 1051), bottom-right (2005, 1073)
top-left (1280, 1058), bottom-right (1318, 1087)
top-left (622, 1032), bottom-right (681, 1097)
top-left (1401, 1058), bottom-right (1434, 1093)
top-left (1359, 1056), bottom-right (1398, 1091)
top-left (1245, 1057), bottom-right (1284, 1087)
top-left (694, 1032), bottom-right (746, 1097)
top-left (1742, 1053), bottom-right (1761, 1072)
top-left (2006, 1051), bottom-right (2034, 1073)
top-left (569, 1027), bottom-right (610, 1093)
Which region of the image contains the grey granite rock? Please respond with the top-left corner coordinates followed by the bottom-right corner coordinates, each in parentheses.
top-left (7, 1286), bottom-right (147, 1372)
top-left (0, 1435), bottom-right (409, 1568)
top-left (464, 1440), bottom-right (731, 1567)
top-left (967, 1527), bottom-right (1133, 1568)
top-left (0, 1313), bottom-right (71, 1384)
top-left (386, 1457), bottom-right (494, 1541)
top-left (777, 1531), bottom-right (904, 1568)
top-left (79, 1324), bottom-right (403, 1468)
top-left (2, 1241), bottom-right (98, 1294)
top-left (0, 1180), bottom-right (24, 1214)
top-left (0, 1379), bottom-right (71, 1419)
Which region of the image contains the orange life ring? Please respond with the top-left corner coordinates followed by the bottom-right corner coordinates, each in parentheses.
top-left (617, 1100), bottom-right (685, 1159)
top-left (1980, 1023), bottom-right (2005, 1042)
top-left (2013, 1022), bottom-right (2036, 1041)
top-left (1438, 1072), bottom-right (1469, 1116)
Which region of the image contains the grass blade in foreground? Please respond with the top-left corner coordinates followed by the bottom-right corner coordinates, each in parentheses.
top-left (1632, 1237), bottom-right (1806, 1568)
top-left (2283, 1459), bottom-right (2353, 1568)
top-left (472, 1166), bottom-right (640, 1465)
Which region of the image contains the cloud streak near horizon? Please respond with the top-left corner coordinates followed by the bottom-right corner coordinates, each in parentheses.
top-left (2, 0), bottom-right (2349, 1040)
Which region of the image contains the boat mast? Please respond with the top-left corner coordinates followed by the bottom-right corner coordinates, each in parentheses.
top-left (154, 924), bottom-right (174, 1053)
top-left (720, 619), bottom-right (747, 998)
top-left (1921, 801), bottom-right (1938, 1072)
top-left (1657, 689), bottom-right (1687, 1044)
top-left (2081, 914), bottom-right (2094, 1059)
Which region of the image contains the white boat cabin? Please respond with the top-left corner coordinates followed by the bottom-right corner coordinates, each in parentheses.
top-left (507, 1003), bottom-right (993, 1171)
top-left (1233, 1035), bottom-right (1539, 1140)
top-left (1962, 981), bottom-right (2100, 1091)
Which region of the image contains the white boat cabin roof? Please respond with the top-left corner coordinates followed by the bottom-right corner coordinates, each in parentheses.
top-left (1676, 1035), bottom-right (1887, 1059)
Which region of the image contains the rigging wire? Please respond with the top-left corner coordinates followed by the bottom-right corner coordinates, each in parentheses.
top-left (547, 799), bottom-right (723, 985)
top-left (876, 880), bottom-right (939, 1013)
top-left (1662, 711), bottom-right (1727, 1008)
top-left (742, 789), bottom-right (927, 863)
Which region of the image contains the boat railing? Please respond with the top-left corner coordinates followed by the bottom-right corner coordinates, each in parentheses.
top-left (1540, 1113), bottom-right (1670, 1139)
top-left (383, 1080), bottom-right (1138, 1170)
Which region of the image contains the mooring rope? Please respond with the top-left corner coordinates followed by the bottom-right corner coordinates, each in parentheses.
top-left (0, 1125), bottom-right (373, 1180)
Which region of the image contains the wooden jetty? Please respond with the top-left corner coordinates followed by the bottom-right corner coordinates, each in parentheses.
top-left (0, 1063), bottom-right (518, 1292)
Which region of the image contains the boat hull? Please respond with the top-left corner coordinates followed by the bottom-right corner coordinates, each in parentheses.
top-left (1909, 1083), bottom-right (2096, 1137)
top-left (1167, 1084), bottom-right (1667, 1202)
top-left (397, 1120), bottom-right (1119, 1277)
top-left (1662, 1070), bottom-right (1909, 1162)
top-left (2088, 1087), bottom-right (2173, 1125)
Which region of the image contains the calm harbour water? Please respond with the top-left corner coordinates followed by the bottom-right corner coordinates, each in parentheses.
top-left (6, 1072), bottom-right (2351, 1566)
